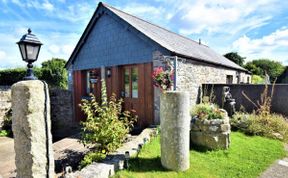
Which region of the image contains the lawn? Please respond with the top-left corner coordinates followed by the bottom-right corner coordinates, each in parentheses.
top-left (114, 132), bottom-right (286, 178)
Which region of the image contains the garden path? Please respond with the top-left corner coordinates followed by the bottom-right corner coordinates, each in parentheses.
top-left (0, 134), bottom-right (89, 178)
top-left (259, 144), bottom-right (288, 178)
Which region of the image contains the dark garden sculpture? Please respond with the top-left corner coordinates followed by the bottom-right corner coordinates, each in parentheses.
top-left (223, 86), bottom-right (236, 116)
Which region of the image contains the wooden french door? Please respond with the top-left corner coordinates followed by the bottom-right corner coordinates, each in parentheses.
top-left (120, 63), bottom-right (154, 129)
top-left (122, 65), bottom-right (143, 128)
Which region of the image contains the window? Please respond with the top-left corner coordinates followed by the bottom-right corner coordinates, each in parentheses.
top-left (86, 71), bottom-right (91, 95)
top-left (124, 69), bottom-right (130, 97)
top-left (226, 75), bottom-right (233, 84)
top-left (247, 76), bottom-right (250, 84)
top-left (86, 70), bottom-right (97, 95)
top-left (124, 67), bottom-right (139, 98)
top-left (131, 68), bottom-right (138, 98)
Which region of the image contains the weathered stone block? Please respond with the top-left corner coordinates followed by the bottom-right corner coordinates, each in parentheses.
top-left (160, 91), bottom-right (190, 171)
top-left (11, 80), bottom-right (54, 178)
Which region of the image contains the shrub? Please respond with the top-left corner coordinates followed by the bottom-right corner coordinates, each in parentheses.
top-left (2, 108), bottom-right (12, 131)
top-left (0, 68), bottom-right (41, 85)
top-left (191, 103), bottom-right (225, 120)
top-left (39, 58), bottom-right (67, 89)
top-left (80, 79), bottom-right (137, 163)
top-left (0, 108), bottom-right (13, 137)
top-left (0, 58), bottom-right (67, 88)
top-left (231, 112), bottom-right (288, 142)
top-left (252, 75), bottom-right (265, 84)
top-left (79, 151), bottom-right (106, 168)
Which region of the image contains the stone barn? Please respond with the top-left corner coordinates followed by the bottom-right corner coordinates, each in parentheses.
top-left (65, 2), bottom-right (250, 129)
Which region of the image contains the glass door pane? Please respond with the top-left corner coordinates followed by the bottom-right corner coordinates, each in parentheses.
top-left (131, 67), bottom-right (138, 98)
top-left (124, 68), bottom-right (130, 97)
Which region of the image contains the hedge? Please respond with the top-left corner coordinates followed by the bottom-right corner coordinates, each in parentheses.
top-left (0, 68), bottom-right (42, 86)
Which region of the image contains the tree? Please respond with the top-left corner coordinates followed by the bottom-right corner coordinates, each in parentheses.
top-left (224, 52), bottom-right (245, 67)
top-left (244, 59), bottom-right (285, 82)
top-left (39, 58), bottom-right (68, 89)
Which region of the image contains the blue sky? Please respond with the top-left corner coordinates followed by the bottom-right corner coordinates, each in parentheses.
top-left (0, 0), bottom-right (288, 69)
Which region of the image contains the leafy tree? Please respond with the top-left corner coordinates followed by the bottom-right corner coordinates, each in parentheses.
top-left (224, 52), bottom-right (246, 67)
top-left (251, 75), bottom-right (265, 84)
top-left (244, 59), bottom-right (285, 82)
top-left (39, 58), bottom-right (68, 89)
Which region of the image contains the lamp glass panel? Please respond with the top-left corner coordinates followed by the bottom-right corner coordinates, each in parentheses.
top-left (26, 45), bottom-right (39, 61)
top-left (19, 43), bottom-right (27, 60)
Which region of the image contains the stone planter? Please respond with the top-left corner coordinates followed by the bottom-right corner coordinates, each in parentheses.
top-left (190, 110), bottom-right (231, 150)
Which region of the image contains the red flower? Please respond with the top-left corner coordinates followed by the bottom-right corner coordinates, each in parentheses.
top-left (152, 67), bottom-right (174, 92)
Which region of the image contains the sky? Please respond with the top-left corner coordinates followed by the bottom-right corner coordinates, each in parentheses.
top-left (0, 0), bottom-right (288, 69)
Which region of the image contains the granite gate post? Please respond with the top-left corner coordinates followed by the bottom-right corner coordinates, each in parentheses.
top-left (160, 91), bottom-right (190, 171)
top-left (11, 80), bottom-right (54, 178)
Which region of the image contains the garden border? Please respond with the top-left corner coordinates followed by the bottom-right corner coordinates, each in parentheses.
top-left (66, 127), bottom-right (158, 178)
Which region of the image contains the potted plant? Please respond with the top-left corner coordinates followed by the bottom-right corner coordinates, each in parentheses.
top-left (152, 66), bottom-right (174, 92)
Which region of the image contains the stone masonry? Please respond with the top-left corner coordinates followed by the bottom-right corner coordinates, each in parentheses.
top-left (0, 86), bottom-right (11, 128)
top-left (176, 59), bottom-right (251, 108)
top-left (0, 86), bottom-right (76, 139)
top-left (49, 89), bottom-right (78, 139)
top-left (152, 54), bottom-right (251, 124)
top-left (190, 110), bottom-right (231, 150)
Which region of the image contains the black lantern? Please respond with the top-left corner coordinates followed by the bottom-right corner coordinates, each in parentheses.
top-left (17, 28), bottom-right (42, 80)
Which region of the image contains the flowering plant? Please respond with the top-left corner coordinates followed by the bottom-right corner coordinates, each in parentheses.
top-left (152, 66), bottom-right (174, 91)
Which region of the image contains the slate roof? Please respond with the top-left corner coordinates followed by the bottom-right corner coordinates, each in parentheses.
top-left (66, 2), bottom-right (247, 72)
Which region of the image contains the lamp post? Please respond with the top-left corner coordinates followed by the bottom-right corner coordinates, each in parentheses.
top-left (17, 28), bottom-right (42, 80)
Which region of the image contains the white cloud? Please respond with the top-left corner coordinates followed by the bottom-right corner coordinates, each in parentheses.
top-left (232, 27), bottom-right (288, 63)
top-left (0, 50), bottom-right (6, 61)
top-left (11, 0), bottom-right (21, 6)
top-left (48, 44), bottom-right (60, 54)
top-left (118, 3), bottom-right (171, 29)
top-left (121, 3), bottom-right (164, 18)
top-left (42, 1), bottom-right (54, 11)
top-left (62, 45), bottom-right (74, 56)
top-left (176, 0), bottom-right (279, 35)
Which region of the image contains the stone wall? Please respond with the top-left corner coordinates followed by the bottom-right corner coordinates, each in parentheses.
top-left (176, 59), bottom-right (250, 107)
top-left (0, 85), bottom-right (77, 139)
top-left (0, 86), bottom-right (11, 128)
top-left (49, 89), bottom-right (78, 140)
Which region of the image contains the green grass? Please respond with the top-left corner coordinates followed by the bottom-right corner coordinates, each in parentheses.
top-left (0, 130), bottom-right (11, 137)
top-left (114, 132), bottom-right (286, 178)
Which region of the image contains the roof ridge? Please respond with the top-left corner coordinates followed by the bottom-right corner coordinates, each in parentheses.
top-left (101, 2), bottom-right (209, 48)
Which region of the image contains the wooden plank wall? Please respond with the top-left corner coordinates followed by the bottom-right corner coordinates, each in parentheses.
top-left (73, 63), bottom-right (154, 128)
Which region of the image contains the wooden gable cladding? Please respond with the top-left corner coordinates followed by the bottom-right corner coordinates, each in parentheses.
top-left (73, 62), bottom-right (154, 129)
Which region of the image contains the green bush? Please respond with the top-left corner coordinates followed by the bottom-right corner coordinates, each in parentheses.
top-left (39, 58), bottom-right (67, 89)
top-left (0, 108), bottom-right (13, 137)
top-left (191, 103), bottom-right (225, 120)
top-left (2, 108), bottom-right (12, 131)
top-left (0, 68), bottom-right (41, 85)
top-left (0, 58), bottom-right (67, 88)
top-left (79, 151), bottom-right (106, 168)
top-left (80, 79), bottom-right (137, 161)
top-left (231, 112), bottom-right (288, 142)
top-left (0, 130), bottom-right (11, 137)
top-left (251, 75), bottom-right (265, 84)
